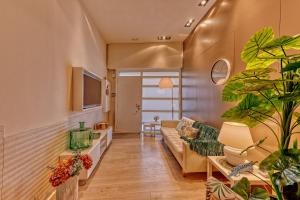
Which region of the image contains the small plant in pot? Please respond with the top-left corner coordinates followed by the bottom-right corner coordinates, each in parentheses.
top-left (222, 27), bottom-right (300, 199)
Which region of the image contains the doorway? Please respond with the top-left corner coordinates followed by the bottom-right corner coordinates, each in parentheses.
top-left (115, 70), bottom-right (180, 133)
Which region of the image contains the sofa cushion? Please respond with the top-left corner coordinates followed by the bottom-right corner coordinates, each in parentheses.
top-left (161, 127), bottom-right (183, 161)
top-left (166, 134), bottom-right (183, 152)
top-left (161, 127), bottom-right (178, 137)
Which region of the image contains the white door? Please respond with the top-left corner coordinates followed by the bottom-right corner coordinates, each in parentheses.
top-left (115, 76), bottom-right (142, 133)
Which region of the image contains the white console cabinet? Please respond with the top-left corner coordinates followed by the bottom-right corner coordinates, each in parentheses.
top-left (60, 126), bottom-right (113, 181)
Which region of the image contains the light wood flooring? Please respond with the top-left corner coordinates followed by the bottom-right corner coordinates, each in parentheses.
top-left (79, 133), bottom-right (208, 200)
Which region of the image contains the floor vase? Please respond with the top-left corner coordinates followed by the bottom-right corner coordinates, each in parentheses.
top-left (56, 176), bottom-right (78, 200)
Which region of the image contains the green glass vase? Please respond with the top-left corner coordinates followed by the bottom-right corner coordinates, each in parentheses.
top-left (69, 122), bottom-right (93, 150)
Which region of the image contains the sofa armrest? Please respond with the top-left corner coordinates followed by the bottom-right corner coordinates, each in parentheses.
top-left (161, 120), bottom-right (180, 128)
top-left (182, 141), bottom-right (207, 173)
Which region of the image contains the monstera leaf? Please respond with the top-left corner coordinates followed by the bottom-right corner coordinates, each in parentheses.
top-left (263, 35), bottom-right (300, 51)
top-left (246, 49), bottom-right (282, 70)
top-left (222, 94), bottom-right (276, 127)
top-left (223, 68), bottom-right (276, 102)
top-left (223, 81), bottom-right (245, 102)
top-left (241, 27), bottom-right (274, 63)
top-left (232, 177), bottom-right (269, 200)
top-left (260, 148), bottom-right (300, 187)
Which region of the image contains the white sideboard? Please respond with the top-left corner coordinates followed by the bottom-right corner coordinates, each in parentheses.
top-left (60, 126), bottom-right (113, 181)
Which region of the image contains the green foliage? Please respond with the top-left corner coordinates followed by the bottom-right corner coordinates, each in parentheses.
top-left (223, 27), bottom-right (300, 149)
top-left (232, 177), bottom-right (270, 200)
top-left (241, 27), bottom-right (274, 63)
top-left (209, 179), bottom-right (236, 199)
top-left (222, 94), bottom-right (276, 127)
top-left (222, 27), bottom-right (300, 199)
top-left (282, 61), bottom-right (300, 72)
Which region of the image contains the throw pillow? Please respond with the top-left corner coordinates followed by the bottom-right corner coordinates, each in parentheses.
top-left (175, 120), bottom-right (185, 132)
top-left (176, 117), bottom-right (195, 132)
top-left (180, 126), bottom-right (198, 139)
top-left (206, 177), bottom-right (243, 200)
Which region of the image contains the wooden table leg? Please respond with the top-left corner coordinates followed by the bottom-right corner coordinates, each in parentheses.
top-left (207, 160), bottom-right (212, 178)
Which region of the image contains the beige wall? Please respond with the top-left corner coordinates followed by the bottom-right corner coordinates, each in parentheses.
top-left (108, 42), bottom-right (183, 69)
top-left (182, 0), bottom-right (300, 147)
top-left (0, 0), bottom-right (107, 198)
top-left (0, 0), bottom-right (107, 135)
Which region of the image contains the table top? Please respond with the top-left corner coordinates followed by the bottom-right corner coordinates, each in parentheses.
top-left (143, 121), bottom-right (161, 125)
top-left (208, 156), bottom-right (269, 183)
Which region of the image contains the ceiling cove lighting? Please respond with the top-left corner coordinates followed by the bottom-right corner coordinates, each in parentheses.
top-left (199, 0), bottom-right (209, 6)
top-left (184, 19), bottom-right (195, 27)
top-left (157, 36), bottom-right (171, 41)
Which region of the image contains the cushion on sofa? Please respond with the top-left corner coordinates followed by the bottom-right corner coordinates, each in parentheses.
top-left (161, 127), bottom-right (177, 137)
top-left (176, 117), bottom-right (195, 134)
top-left (161, 127), bottom-right (183, 153)
top-left (179, 126), bottom-right (198, 139)
top-left (166, 133), bottom-right (183, 153)
top-left (207, 177), bottom-right (243, 200)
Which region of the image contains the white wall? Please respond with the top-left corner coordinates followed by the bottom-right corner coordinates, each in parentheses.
top-left (0, 0), bottom-right (107, 199)
top-left (108, 42), bottom-right (183, 69)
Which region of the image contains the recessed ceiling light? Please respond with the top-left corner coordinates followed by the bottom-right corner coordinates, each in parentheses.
top-left (184, 19), bottom-right (195, 27)
top-left (199, 0), bottom-right (209, 6)
top-left (158, 36), bottom-right (171, 40)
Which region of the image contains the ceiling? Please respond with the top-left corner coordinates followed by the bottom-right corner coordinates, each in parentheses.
top-left (80, 0), bottom-right (216, 43)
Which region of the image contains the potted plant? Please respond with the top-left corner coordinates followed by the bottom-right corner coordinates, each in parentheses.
top-left (48, 152), bottom-right (93, 200)
top-left (222, 27), bottom-right (300, 199)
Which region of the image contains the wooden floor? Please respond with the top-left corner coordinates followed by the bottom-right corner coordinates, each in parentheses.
top-left (79, 133), bottom-right (208, 200)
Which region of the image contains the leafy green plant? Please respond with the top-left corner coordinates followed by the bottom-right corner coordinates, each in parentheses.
top-left (232, 177), bottom-right (270, 200)
top-left (222, 27), bottom-right (300, 200)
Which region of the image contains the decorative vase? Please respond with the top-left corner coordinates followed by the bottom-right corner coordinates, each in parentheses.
top-left (56, 176), bottom-right (79, 200)
top-left (69, 122), bottom-right (93, 150)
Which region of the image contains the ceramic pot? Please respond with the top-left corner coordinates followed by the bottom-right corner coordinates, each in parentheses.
top-left (56, 176), bottom-right (78, 200)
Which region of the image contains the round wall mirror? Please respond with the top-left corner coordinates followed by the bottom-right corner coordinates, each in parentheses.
top-left (211, 59), bottom-right (231, 85)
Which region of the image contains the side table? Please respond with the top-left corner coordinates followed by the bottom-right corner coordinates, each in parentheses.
top-left (207, 156), bottom-right (270, 187)
top-left (143, 121), bottom-right (161, 137)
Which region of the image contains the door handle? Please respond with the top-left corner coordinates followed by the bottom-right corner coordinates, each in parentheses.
top-left (136, 104), bottom-right (141, 111)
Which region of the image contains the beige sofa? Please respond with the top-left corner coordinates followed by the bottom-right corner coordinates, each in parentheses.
top-left (160, 119), bottom-right (207, 174)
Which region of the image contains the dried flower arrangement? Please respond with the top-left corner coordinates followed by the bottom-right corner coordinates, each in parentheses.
top-left (48, 152), bottom-right (93, 187)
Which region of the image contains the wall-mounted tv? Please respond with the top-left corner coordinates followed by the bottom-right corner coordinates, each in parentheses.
top-left (83, 72), bottom-right (101, 109)
top-left (72, 67), bottom-right (102, 111)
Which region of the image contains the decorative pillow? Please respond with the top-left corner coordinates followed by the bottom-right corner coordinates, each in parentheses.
top-left (206, 177), bottom-right (243, 200)
top-left (179, 126), bottom-right (198, 139)
top-left (175, 120), bottom-right (185, 132)
top-left (176, 117), bottom-right (195, 133)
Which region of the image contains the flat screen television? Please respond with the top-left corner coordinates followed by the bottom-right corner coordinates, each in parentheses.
top-left (83, 72), bottom-right (101, 109)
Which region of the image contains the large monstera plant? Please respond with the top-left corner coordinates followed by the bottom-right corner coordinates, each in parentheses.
top-left (222, 27), bottom-right (300, 200)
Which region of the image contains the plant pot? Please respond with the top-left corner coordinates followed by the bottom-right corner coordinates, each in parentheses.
top-left (282, 183), bottom-right (300, 200)
top-left (56, 176), bottom-right (78, 200)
